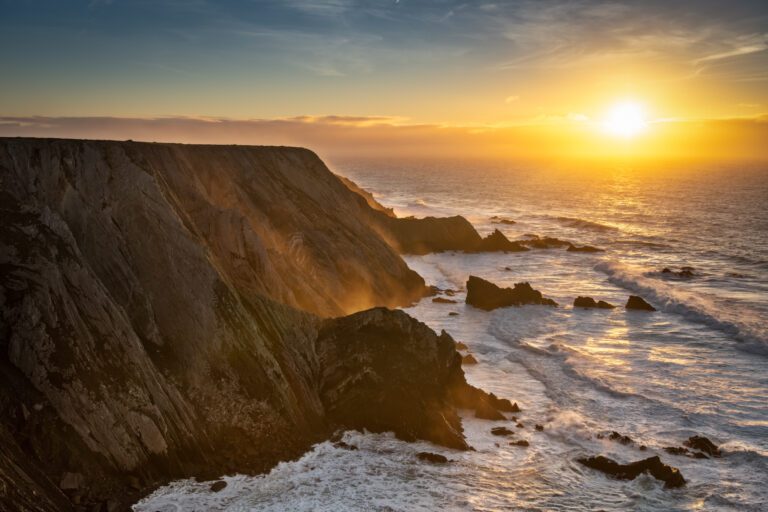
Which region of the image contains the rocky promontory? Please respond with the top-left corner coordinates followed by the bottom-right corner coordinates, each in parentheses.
top-left (0, 138), bottom-right (511, 511)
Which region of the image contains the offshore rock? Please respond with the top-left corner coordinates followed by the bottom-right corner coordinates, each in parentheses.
top-left (625, 295), bottom-right (657, 311)
top-left (578, 455), bottom-right (685, 488)
top-left (573, 297), bottom-right (615, 309)
top-left (466, 276), bottom-right (558, 310)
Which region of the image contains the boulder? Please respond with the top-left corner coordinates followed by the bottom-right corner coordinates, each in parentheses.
top-left (210, 480), bottom-right (227, 492)
top-left (684, 435), bottom-right (721, 457)
top-left (510, 440), bottom-right (529, 447)
top-left (455, 342), bottom-right (469, 351)
top-left (625, 295), bottom-right (656, 311)
top-left (417, 452), bottom-right (449, 463)
top-left (466, 276), bottom-right (557, 310)
top-left (577, 455), bottom-right (685, 489)
top-left (491, 426), bottom-right (515, 436)
top-left (574, 297), bottom-right (615, 309)
top-left (535, 424), bottom-right (544, 431)
top-left (462, 354), bottom-right (479, 365)
top-left (448, 312), bottom-right (460, 316)
top-left (433, 297), bottom-right (458, 304)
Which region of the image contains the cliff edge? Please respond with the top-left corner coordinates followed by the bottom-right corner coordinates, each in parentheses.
top-left (0, 138), bottom-right (509, 511)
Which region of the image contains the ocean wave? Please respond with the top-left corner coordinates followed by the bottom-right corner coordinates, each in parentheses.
top-left (554, 216), bottom-right (619, 233)
top-left (595, 261), bottom-right (768, 356)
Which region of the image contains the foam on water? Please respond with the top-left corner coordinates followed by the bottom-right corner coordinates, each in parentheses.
top-left (136, 161), bottom-right (768, 511)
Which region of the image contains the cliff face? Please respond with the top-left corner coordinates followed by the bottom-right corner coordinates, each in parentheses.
top-left (0, 138), bottom-right (507, 511)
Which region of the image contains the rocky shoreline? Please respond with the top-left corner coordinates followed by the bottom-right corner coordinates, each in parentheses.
top-left (0, 138), bottom-right (518, 511)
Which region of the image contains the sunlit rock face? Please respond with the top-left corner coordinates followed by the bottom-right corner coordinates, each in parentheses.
top-left (0, 138), bottom-right (447, 510)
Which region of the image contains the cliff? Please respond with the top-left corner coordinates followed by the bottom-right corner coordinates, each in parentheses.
top-left (0, 138), bottom-right (510, 511)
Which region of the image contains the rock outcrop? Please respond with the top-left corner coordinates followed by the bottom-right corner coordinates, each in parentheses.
top-left (625, 295), bottom-right (657, 311)
top-left (373, 215), bottom-right (482, 255)
top-left (577, 455), bottom-right (685, 488)
top-left (466, 276), bottom-right (558, 310)
top-left (573, 297), bottom-right (615, 309)
top-left (0, 138), bottom-right (511, 511)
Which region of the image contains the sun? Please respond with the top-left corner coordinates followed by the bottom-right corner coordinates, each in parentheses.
top-left (601, 101), bottom-right (649, 138)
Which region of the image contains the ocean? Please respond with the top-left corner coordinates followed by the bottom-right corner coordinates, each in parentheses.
top-left (135, 159), bottom-right (768, 511)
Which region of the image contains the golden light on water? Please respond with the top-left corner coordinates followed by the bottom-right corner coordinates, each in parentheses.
top-left (601, 101), bottom-right (649, 139)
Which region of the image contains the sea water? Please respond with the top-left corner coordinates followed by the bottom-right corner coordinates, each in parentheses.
top-left (135, 159), bottom-right (768, 511)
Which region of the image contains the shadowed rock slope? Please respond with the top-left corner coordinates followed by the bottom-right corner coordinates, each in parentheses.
top-left (0, 138), bottom-right (508, 511)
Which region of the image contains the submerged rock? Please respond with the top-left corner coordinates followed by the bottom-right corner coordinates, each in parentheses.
top-left (417, 452), bottom-right (449, 464)
top-left (567, 244), bottom-right (604, 253)
top-left (625, 295), bottom-right (657, 311)
top-left (432, 297), bottom-right (458, 304)
top-left (510, 440), bottom-right (529, 447)
top-left (578, 455), bottom-right (685, 489)
top-left (333, 441), bottom-right (359, 451)
top-left (466, 276), bottom-right (558, 310)
top-left (490, 216), bottom-right (517, 225)
top-left (684, 435), bottom-right (721, 457)
top-left (491, 426), bottom-right (515, 436)
top-left (520, 236), bottom-right (572, 249)
top-left (573, 297), bottom-right (615, 309)
top-left (448, 312), bottom-right (460, 316)
top-left (661, 267), bottom-right (696, 279)
top-left (535, 424), bottom-right (544, 431)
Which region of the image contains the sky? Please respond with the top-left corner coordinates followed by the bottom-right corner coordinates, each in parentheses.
top-left (1, 0), bottom-right (767, 161)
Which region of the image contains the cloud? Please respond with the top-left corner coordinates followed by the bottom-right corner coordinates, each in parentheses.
top-left (505, 95), bottom-right (520, 103)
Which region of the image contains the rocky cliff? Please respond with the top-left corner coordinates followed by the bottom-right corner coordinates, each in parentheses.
top-left (0, 138), bottom-right (510, 511)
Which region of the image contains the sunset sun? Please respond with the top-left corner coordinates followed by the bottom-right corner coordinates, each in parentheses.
top-left (602, 101), bottom-right (649, 138)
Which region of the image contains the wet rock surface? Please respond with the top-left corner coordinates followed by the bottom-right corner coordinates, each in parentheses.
top-left (466, 276), bottom-right (558, 310)
top-left (573, 297), bottom-right (615, 309)
top-left (578, 455), bottom-right (686, 488)
top-left (625, 295), bottom-right (657, 311)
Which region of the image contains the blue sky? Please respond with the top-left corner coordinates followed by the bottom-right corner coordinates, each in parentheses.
top-left (1, 0), bottom-right (767, 150)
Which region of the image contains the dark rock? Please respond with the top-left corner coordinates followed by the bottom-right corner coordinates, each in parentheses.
top-left (455, 342), bottom-right (469, 351)
top-left (519, 236), bottom-right (572, 249)
top-left (473, 402), bottom-right (506, 421)
top-left (607, 431), bottom-right (634, 445)
top-left (639, 445), bottom-right (647, 451)
top-left (516, 422), bottom-right (525, 428)
top-left (684, 435), bottom-right (721, 457)
top-left (448, 312), bottom-right (460, 316)
top-left (433, 297), bottom-right (458, 304)
top-left (417, 452), bottom-right (449, 463)
top-left (376, 215), bottom-right (483, 255)
top-left (510, 440), bottom-right (529, 447)
top-left (577, 455), bottom-right (685, 488)
top-left (462, 353), bottom-right (479, 365)
top-left (487, 393), bottom-right (519, 413)
top-left (661, 267), bottom-right (696, 279)
top-left (317, 308), bottom-right (473, 451)
top-left (625, 295), bottom-right (656, 311)
top-left (567, 244), bottom-right (604, 253)
top-left (504, 267), bottom-right (512, 271)
top-left (491, 426), bottom-right (515, 436)
top-left (535, 424), bottom-right (544, 431)
top-left (466, 276), bottom-right (557, 310)
top-left (210, 480), bottom-right (227, 492)
top-left (450, 382), bottom-right (515, 422)
top-left (574, 297), bottom-right (616, 309)
top-left (333, 441), bottom-right (358, 451)
top-left (491, 217), bottom-right (516, 225)
top-left (664, 446), bottom-right (689, 456)
top-left (472, 229), bottom-right (529, 253)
